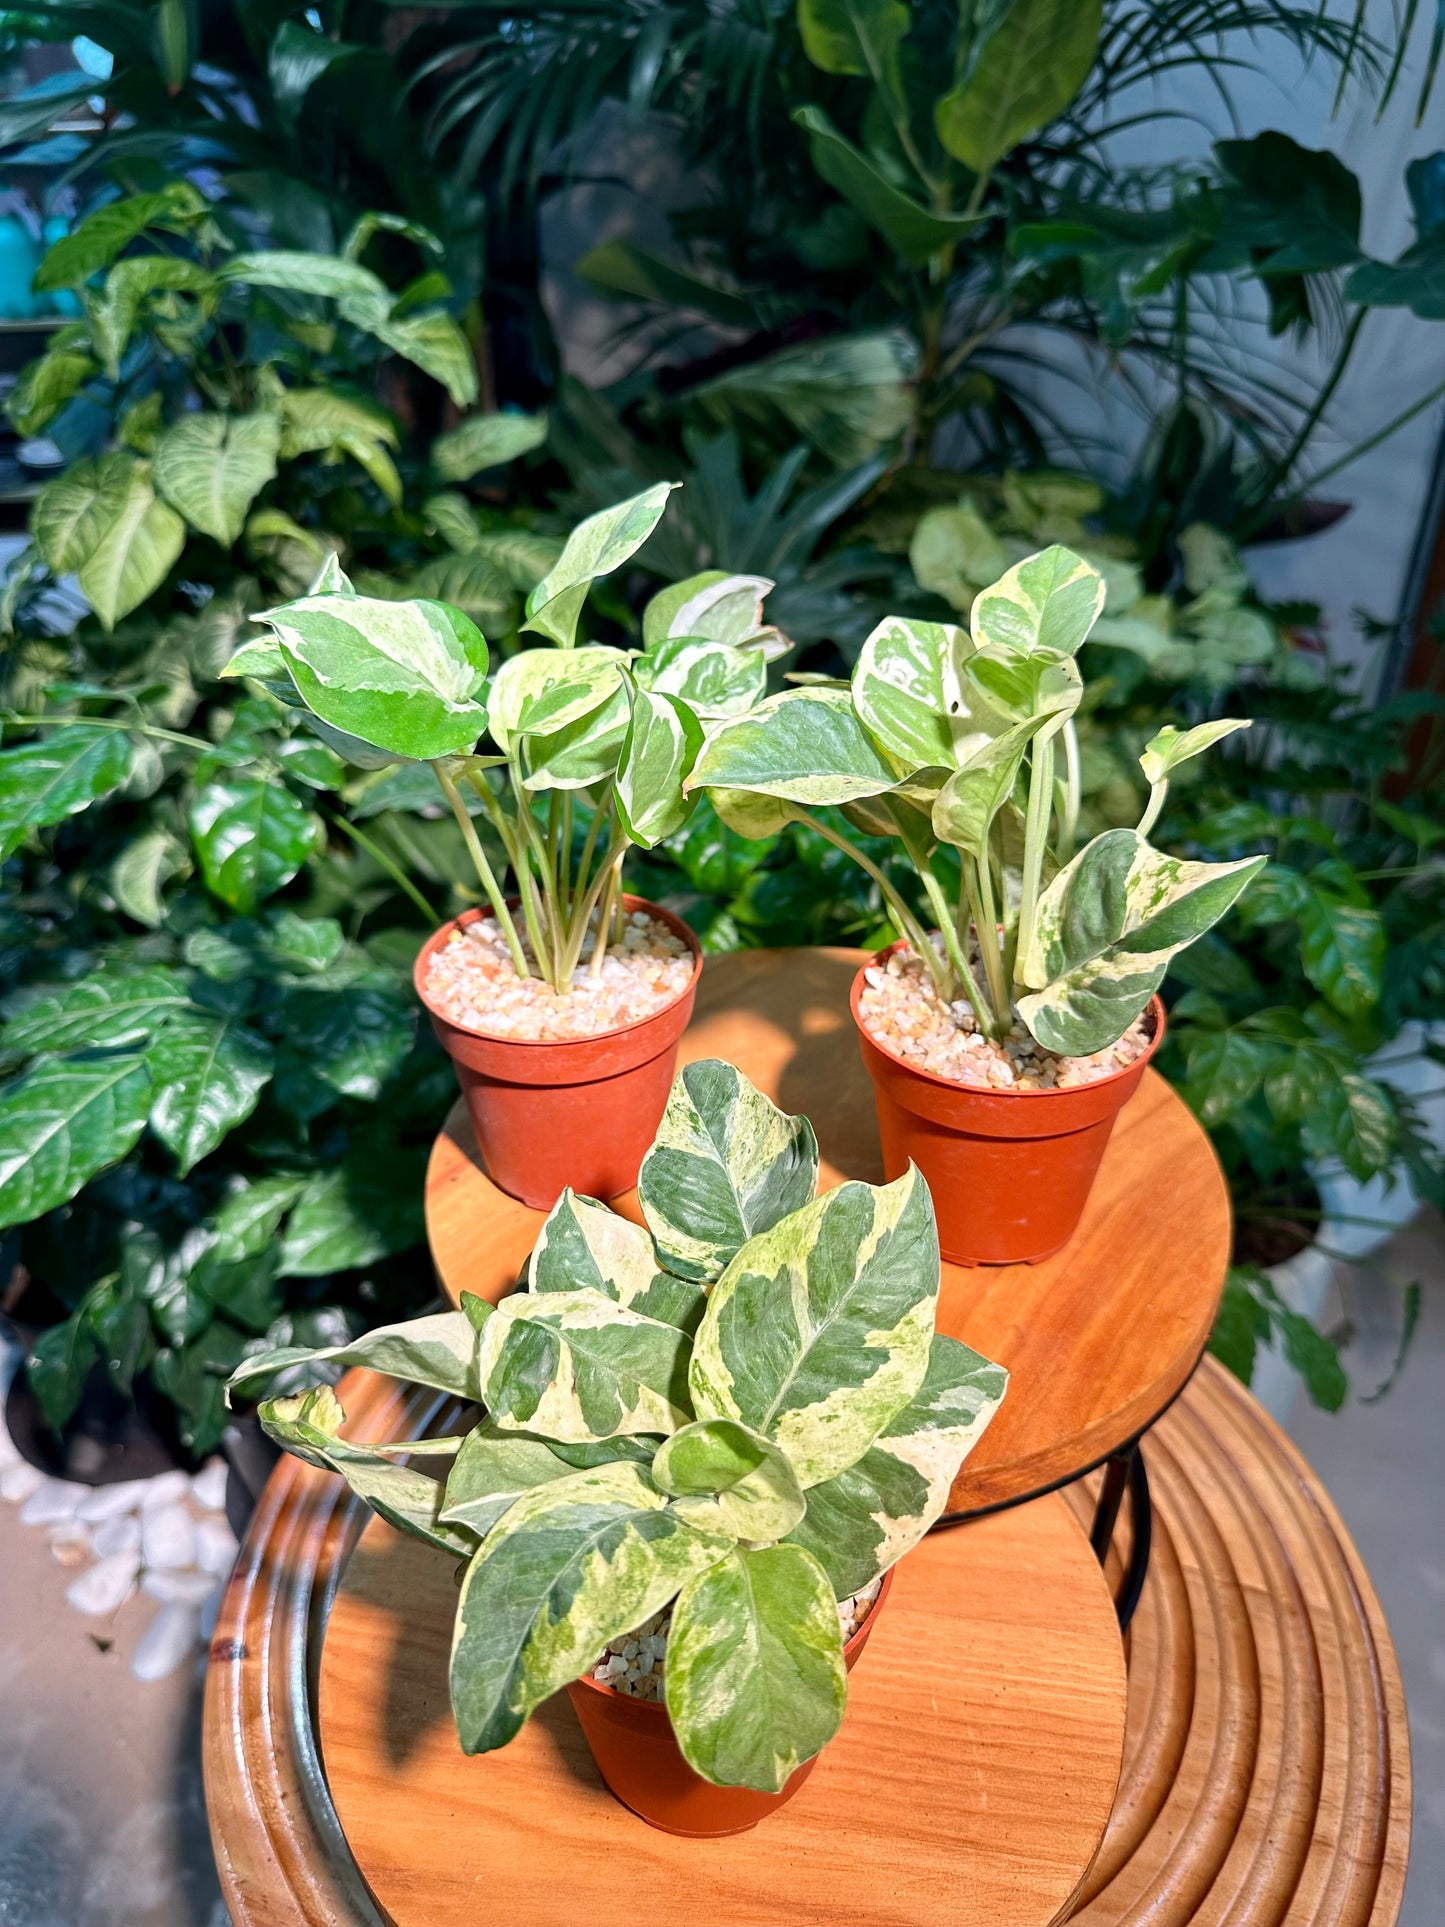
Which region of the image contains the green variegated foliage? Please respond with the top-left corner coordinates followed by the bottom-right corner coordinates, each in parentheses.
top-left (238, 520), bottom-right (788, 991)
top-left (690, 544), bottom-right (1263, 1056)
top-left (233, 1058), bottom-right (1006, 1792)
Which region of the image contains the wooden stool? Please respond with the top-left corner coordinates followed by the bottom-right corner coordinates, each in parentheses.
top-left (203, 1358), bottom-right (1409, 1926)
top-left (424, 948), bottom-right (1231, 1617)
top-left (316, 1489), bottom-right (1127, 1927)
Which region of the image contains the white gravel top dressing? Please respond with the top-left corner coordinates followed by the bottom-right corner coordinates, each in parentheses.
top-left (591, 1576), bottom-right (884, 1702)
top-left (424, 910), bottom-right (693, 1042)
top-left (858, 943), bottom-right (1152, 1090)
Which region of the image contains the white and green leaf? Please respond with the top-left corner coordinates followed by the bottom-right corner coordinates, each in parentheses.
top-left (638, 1059), bottom-right (819, 1283)
top-left (227, 1308), bottom-right (481, 1401)
top-left (968, 544), bottom-right (1105, 661)
top-left (440, 1421), bottom-right (577, 1537)
top-left (653, 1417), bottom-right (807, 1542)
top-left (615, 675), bottom-right (704, 848)
top-left (487, 645), bottom-right (625, 751)
top-left (689, 1166), bottom-right (939, 1488)
top-left (1139, 718), bottom-right (1251, 785)
top-left (476, 1288), bottom-right (693, 1442)
top-left (528, 1189), bottom-right (705, 1332)
top-left (687, 688), bottom-right (900, 806)
top-left (523, 483), bottom-right (678, 648)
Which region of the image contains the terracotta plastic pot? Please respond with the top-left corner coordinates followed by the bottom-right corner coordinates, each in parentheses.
top-left (851, 946), bottom-right (1165, 1266)
top-left (565, 1568), bottom-right (894, 1837)
top-left (415, 897), bottom-right (702, 1211)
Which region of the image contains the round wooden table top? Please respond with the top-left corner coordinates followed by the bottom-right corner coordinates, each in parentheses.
top-left (317, 1489), bottom-right (1127, 1927)
top-left (424, 946), bottom-right (1232, 1512)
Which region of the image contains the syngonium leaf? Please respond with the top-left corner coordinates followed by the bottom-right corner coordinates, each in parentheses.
top-left (6, 338), bottom-right (94, 437)
top-left (689, 1165), bottom-right (939, 1488)
top-left (687, 688), bottom-right (901, 806)
top-left (449, 1461), bottom-right (729, 1753)
top-left (0, 725), bottom-right (133, 859)
top-left (32, 454), bottom-right (131, 574)
top-left (189, 777), bottom-right (320, 915)
top-left (258, 1387), bottom-right (477, 1557)
top-left (0, 1053), bottom-right (153, 1230)
top-left (638, 1059), bottom-right (819, 1283)
top-left (935, 0), bottom-right (1103, 178)
top-left (528, 1189), bottom-right (706, 1333)
top-left (969, 544), bottom-right (1105, 659)
top-left (794, 106), bottom-right (986, 266)
top-left (523, 482), bottom-right (678, 647)
top-left (665, 1543), bottom-right (846, 1792)
top-left (1018, 827), bottom-right (1266, 1054)
top-left (152, 411), bottom-right (281, 547)
top-left (31, 184), bottom-right (207, 290)
top-left (256, 590), bottom-right (489, 761)
top-left (66, 458), bottom-right (185, 628)
top-left (786, 1333), bottom-right (1007, 1597)
top-left (227, 1308), bottom-right (481, 1401)
top-left (432, 411), bottom-right (548, 482)
top-left (87, 257), bottom-right (215, 376)
top-left (615, 674), bottom-right (704, 848)
top-left (1139, 718), bottom-right (1251, 785)
top-left (475, 1288), bottom-right (694, 1442)
top-left (653, 1417), bottom-right (807, 1541)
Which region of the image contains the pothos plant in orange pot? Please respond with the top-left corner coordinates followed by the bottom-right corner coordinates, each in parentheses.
top-left (229, 1059), bottom-right (1007, 1836)
top-left (225, 484), bottom-right (787, 1208)
top-left (688, 546), bottom-right (1266, 1264)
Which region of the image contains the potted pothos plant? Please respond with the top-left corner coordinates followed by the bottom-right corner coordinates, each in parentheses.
top-left (227, 493), bottom-right (786, 1207)
top-left (229, 1059), bottom-right (1006, 1836)
top-left (689, 546), bottom-right (1266, 1263)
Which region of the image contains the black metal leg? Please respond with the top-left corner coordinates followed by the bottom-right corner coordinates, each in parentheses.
top-left (1089, 1441), bottom-right (1153, 1630)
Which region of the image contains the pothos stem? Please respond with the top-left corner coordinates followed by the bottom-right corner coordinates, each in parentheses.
top-left (433, 763), bottom-right (528, 979)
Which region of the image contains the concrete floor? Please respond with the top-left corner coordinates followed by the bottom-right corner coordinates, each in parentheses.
top-left (0, 1224), bottom-right (1440, 1927)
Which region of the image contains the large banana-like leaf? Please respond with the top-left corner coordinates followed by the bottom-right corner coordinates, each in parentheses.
top-left (638, 1059), bottom-right (819, 1283)
top-left (665, 1543), bottom-right (846, 1791)
top-left (653, 1417), bottom-right (807, 1541)
top-left (688, 689), bottom-right (900, 807)
top-left (449, 1461), bottom-right (728, 1753)
top-left (259, 1387), bottom-right (477, 1557)
top-left (227, 1309), bottom-right (481, 1401)
top-left (689, 1167), bottom-right (938, 1487)
top-left (528, 1189), bottom-right (705, 1333)
top-left (786, 1334), bottom-right (1007, 1597)
top-left (1018, 828), bottom-right (1267, 1054)
top-left (257, 591), bottom-right (489, 762)
top-left (476, 1288), bottom-right (693, 1441)
top-left (969, 544), bottom-right (1105, 660)
top-left (523, 482), bottom-right (677, 648)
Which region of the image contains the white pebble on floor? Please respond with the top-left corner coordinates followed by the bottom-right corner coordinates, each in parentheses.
top-left (92, 1514), bottom-right (142, 1559)
top-left (138, 1470), bottom-right (192, 1513)
top-left (0, 1461), bottom-right (41, 1504)
top-left (194, 1515), bottom-right (238, 1578)
top-left (18, 1476), bottom-right (88, 1527)
top-left (131, 1603), bottom-right (200, 1682)
top-left (141, 1504), bottom-right (196, 1571)
top-left (190, 1460), bottom-right (228, 1512)
top-left (66, 1550), bottom-right (141, 1617)
top-left (76, 1477), bottom-right (154, 1523)
top-left (142, 1569), bottom-right (219, 1606)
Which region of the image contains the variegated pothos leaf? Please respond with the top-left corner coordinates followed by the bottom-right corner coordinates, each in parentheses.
top-left (786, 1333), bottom-right (1007, 1596)
top-left (686, 689), bottom-right (900, 806)
top-left (449, 1460), bottom-right (728, 1753)
top-left (528, 1189), bottom-right (705, 1332)
top-left (638, 1059), bottom-right (819, 1283)
top-left (652, 1417), bottom-right (807, 1541)
top-left (1018, 827), bottom-right (1266, 1054)
top-left (227, 1309), bottom-right (481, 1401)
top-left (689, 1166), bottom-right (939, 1487)
top-left (968, 544), bottom-right (1105, 659)
top-left (476, 1287), bottom-right (693, 1441)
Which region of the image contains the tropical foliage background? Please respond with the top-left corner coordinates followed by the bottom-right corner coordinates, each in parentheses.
top-left (0, 0), bottom-right (1441, 1453)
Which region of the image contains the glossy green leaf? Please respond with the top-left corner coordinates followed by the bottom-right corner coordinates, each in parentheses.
top-left (6, 340), bottom-right (94, 437)
top-left (797, 0), bottom-right (908, 81)
top-left (615, 677), bottom-right (704, 848)
top-left (0, 726), bottom-right (132, 860)
top-left (523, 483), bottom-right (679, 647)
top-left (433, 411), bottom-right (548, 482)
top-left (688, 689), bottom-right (900, 806)
top-left (1295, 889), bottom-right (1385, 1020)
top-left (3, 968), bottom-right (188, 1057)
top-left (259, 1386), bottom-right (476, 1557)
top-left (257, 591), bottom-right (488, 761)
top-left (786, 1334), bottom-right (1006, 1596)
top-left (276, 1139), bottom-right (426, 1276)
top-left (228, 1308), bottom-right (480, 1401)
top-left (653, 1417), bottom-right (807, 1541)
top-left (153, 412), bottom-right (281, 548)
top-left (273, 984), bottom-right (415, 1117)
top-left (449, 1461), bottom-right (727, 1753)
top-left (32, 185), bottom-right (205, 290)
top-left (638, 1059), bottom-right (819, 1283)
top-left (338, 296), bottom-right (479, 407)
top-left (1018, 828), bottom-right (1266, 1054)
top-left (1139, 718), bottom-right (1251, 785)
top-left (476, 1288), bottom-right (693, 1442)
top-left (221, 251), bottom-right (390, 302)
top-left (32, 455), bottom-right (129, 574)
top-left (666, 1543), bottom-right (846, 1791)
top-left (935, 0), bottom-right (1102, 177)
top-left (794, 106), bottom-right (985, 265)
top-left (690, 1166), bottom-right (938, 1487)
top-left (87, 257), bottom-right (214, 376)
top-left (528, 1189), bottom-right (705, 1332)
top-left (969, 544), bottom-right (1105, 659)
top-left (189, 777), bottom-right (320, 914)
top-left (144, 1008), bottom-right (274, 1175)
top-left (0, 1054), bottom-right (152, 1230)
